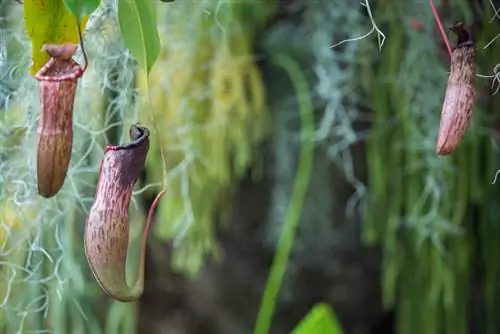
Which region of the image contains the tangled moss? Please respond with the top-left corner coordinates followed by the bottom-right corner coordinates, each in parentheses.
top-left (137, 0), bottom-right (276, 276)
top-left (362, 2), bottom-right (500, 333)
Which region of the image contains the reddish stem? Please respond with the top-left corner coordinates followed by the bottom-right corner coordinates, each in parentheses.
top-left (141, 188), bottom-right (166, 258)
top-left (429, 0), bottom-right (452, 57)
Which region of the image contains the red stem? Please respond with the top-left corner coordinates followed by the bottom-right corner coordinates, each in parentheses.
top-left (429, 0), bottom-right (452, 57)
top-left (141, 189), bottom-right (166, 255)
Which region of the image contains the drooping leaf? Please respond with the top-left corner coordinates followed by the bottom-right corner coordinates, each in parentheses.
top-left (292, 303), bottom-right (344, 334)
top-left (117, 0), bottom-right (161, 75)
top-left (24, 0), bottom-right (88, 76)
top-left (63, 0), bottom-right (101, 22)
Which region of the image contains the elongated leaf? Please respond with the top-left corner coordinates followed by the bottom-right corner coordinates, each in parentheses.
top-left (117, 0), bottom-right (161, 75)
top-left (24, 0), bottom-right (88, 76)
top-left (292, 303), bottom-right (344, 334)
top-left (63, 0), bottom-right (101, 21)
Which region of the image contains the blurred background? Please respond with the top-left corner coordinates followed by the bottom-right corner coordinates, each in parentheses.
top-left (1, 0), bottom-right (500, 333)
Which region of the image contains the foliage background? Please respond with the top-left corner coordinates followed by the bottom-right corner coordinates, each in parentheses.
top-left (1, 0), bottom-right (500, 333)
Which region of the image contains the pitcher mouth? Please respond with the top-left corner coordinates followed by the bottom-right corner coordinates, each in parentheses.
top-left (105, 123), bottom-right (150, 151)
top-left (34, 58), bottom-right (83, 82)
top-left (449, 21), bottom-right (474, 48)
top-left (35, 43), bottom-right (83, 82)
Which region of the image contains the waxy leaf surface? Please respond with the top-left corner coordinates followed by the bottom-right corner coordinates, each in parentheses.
top-left (118, 0), bottom-right (161, 75)
top-left (63, 0), bottom-right (101, 22)
top-left (292, 303), bottom-right (344, 334)
top-left (24, 0), bottom-right (88, 76)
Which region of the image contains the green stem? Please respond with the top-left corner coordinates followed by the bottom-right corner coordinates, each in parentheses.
top-left (253, 54), bottom-right (314, 334)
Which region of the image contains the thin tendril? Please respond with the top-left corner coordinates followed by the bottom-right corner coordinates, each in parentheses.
top-left (136, 188), bottom-right (166, 289)
top-left (75, 18), bottom-right (88, 73)
top-left (429, 0), bottom-right (452, 57)
top-left (145, 78), bottom-right (168, 192)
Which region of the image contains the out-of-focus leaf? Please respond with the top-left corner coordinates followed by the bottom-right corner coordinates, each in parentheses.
top-left (292, 303), bottom-right (344, 334)
top-left (117, 0), bottom-right (161, 75)
top-left (0, 127), bottom-right (26, 148)
top-left (24, 0), bottom-right (88, 76)
top-left (63, 0), bottom-right (101, 21)
top-left (0, 201), bottom-right (38, 246)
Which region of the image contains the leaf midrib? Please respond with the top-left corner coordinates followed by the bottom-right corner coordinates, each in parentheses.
top-left (129, 0), bottom-right (149, 73)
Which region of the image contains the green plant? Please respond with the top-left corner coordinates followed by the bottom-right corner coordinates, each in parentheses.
top-left (253, 54), bottom-right (314, 334)
top-left (292, 303), bottom-right (344, 334)
top-left (1, 0), bottom-right (277, 331)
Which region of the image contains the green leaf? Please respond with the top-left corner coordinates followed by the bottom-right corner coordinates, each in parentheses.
top-left (24, 0), bottom-right (88, 75)
top-left (63, 0), bottom-right (101, 21)
top-left (117, 0), bottom-right (161, 75)
top-left (292, 303), bottom-right (344, 334)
